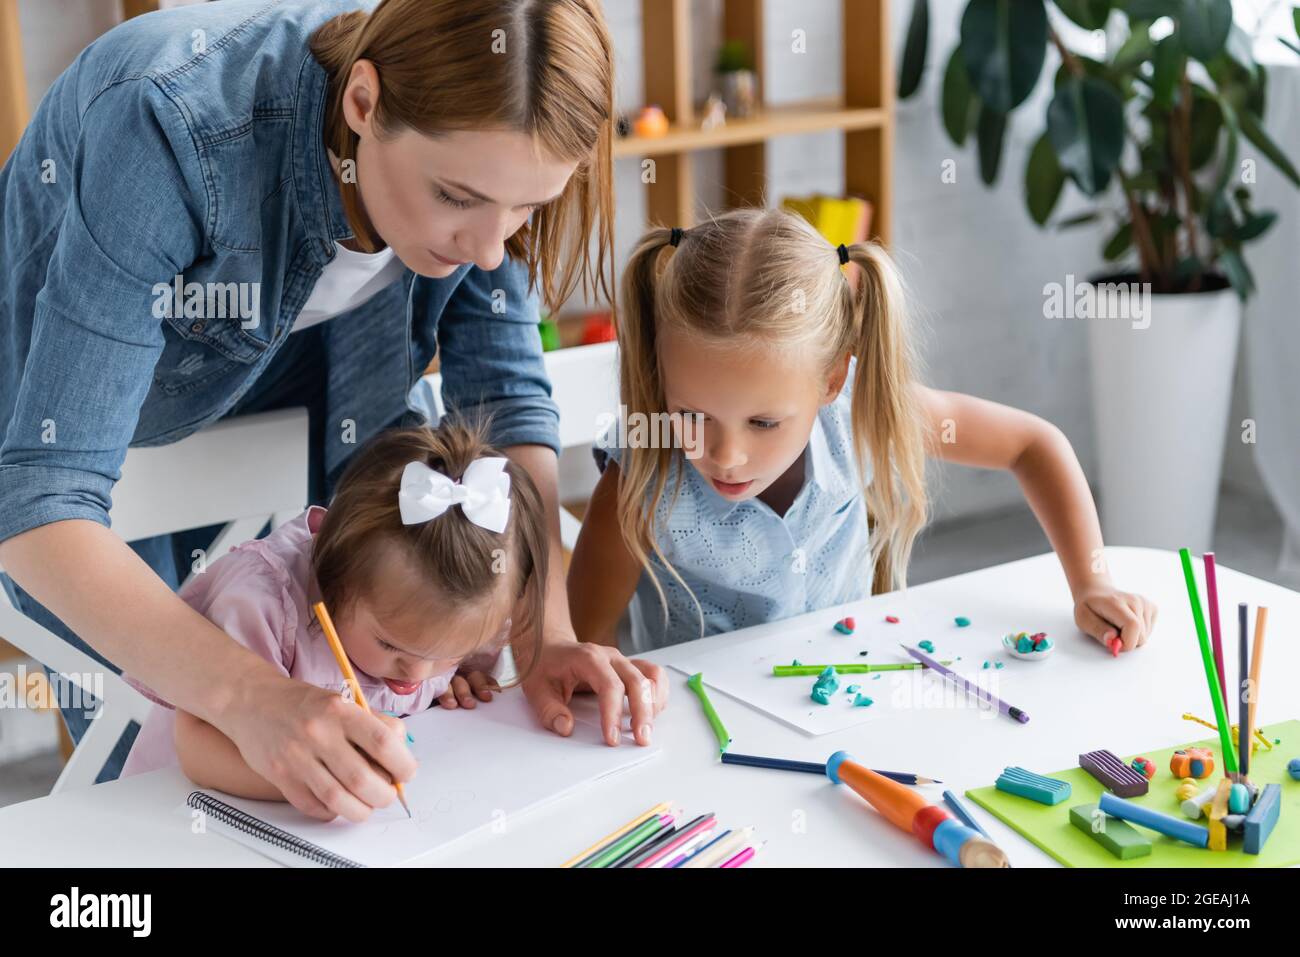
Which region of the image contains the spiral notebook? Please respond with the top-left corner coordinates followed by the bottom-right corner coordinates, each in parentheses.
top-left (183, 691), bottom-right (659, 867)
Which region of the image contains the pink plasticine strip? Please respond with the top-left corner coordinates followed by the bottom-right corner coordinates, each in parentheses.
top-left (721, 846), bottom-right (756, 868)
top-left (1204, 553), bottom-right (1228, 716)
top-left (636, 817), bottom-right (717, 868)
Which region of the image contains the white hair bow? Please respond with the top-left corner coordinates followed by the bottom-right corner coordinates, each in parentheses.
top-left (398, 458), bottom-right (512, 533)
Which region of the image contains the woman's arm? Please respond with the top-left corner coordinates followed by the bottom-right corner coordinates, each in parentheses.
top-left (0, 521), bottom-right (416, 818)
top-left (916, 386), bottom-right (1156, 648)
top-left (566, 462), bottom-right (642, 647)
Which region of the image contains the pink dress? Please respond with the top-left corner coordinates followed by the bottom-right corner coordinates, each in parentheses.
top-left (120, 506), bottom-right (466, 777)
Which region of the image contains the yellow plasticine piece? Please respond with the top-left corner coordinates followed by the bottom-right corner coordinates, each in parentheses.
top-left (1207, 778), bottom-right (1232, 852)
top-left (1176, 780), bottom-right (1200, 802)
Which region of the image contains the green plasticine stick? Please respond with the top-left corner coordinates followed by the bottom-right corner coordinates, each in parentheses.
top-left (1179, 548), bottom-right (1238, 774)
top-left (687, 672), bottom-right (732, 753)
top-left (772, 661), bottom-right (953, 676)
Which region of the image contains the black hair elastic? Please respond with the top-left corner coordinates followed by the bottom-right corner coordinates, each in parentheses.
top-left (669, 227), bottom-right (683, 247)
top-left (837, 243), bottom-right (850, 265)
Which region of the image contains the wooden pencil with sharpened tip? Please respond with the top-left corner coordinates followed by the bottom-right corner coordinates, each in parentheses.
top-left (312, 601), bottom-right (411, 819)
top-left (561, 801), bottom-right (672, 868)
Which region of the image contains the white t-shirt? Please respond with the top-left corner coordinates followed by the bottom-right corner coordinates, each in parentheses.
top-left (291, 240), bottom-right (405, 333)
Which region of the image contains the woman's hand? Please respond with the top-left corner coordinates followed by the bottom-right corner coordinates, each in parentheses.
top-left (437, 670), bottom-right (500, 709)
top-left (221, 672), bottom-right (418, 822)
top-left (521, 632), bottom-right (669, 747)
top-left (1074, 584), bottom-right (1157, 653)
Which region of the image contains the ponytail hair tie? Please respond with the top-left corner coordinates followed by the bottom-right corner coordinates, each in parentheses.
top-left (669, 227), bottom-right (684, 247)
top-left (837, 243), bottom-right (850, 266)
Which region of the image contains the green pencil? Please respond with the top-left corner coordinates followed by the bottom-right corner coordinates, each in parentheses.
top-left (1179, 548), bottom-right (1238, 774)
top-left (772, 661), bottom-right (953, 676)
top-left (585, 814), bottom-right (668, 868)
top-left (687, 672), bottom-right (731, 753)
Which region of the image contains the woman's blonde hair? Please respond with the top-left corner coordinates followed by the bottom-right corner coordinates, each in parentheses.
top-left (312, 422), bottom-right (549, 685)
top-left (310, 0), bottom-right (615, 309)
top-left (614, 207), bottom-right (930, 627)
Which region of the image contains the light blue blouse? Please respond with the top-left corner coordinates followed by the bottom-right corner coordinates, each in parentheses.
top-left (595, 366), bottom-right (873, 652)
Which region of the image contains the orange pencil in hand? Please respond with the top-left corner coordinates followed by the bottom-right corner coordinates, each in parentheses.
top-left (312, 601), bottom-right (412, 819)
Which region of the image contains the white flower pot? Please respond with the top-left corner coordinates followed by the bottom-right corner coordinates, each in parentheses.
top-left (1087, 279), bottom-right (1242, 553)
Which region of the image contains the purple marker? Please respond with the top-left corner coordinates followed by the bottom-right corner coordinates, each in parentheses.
top-left (900, 643), bottom-right (1030, 723)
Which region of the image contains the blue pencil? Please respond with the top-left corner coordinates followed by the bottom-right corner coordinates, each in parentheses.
top-left (720, 751), bottom-right (939, 784)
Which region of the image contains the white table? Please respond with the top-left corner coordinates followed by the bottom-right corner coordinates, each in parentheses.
top-left (1, 547), bottom-right (1294, 867)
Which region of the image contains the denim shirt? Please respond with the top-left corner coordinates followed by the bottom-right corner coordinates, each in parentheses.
top-left (0, 0), bottom-right (560, 545)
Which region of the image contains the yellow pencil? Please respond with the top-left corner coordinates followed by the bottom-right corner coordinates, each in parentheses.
top-left (312, 601), bottom-right (412, 819)
top-left (1248, 606), bottom-right (1267, 732)
top-left (560, 801), bottom-right (672, 868)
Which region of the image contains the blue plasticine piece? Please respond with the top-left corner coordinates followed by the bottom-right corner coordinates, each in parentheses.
top-left (1242, 784), bottom-right (1281, 855)
top-left (852, 694), bottom-right (873, 707)
top-left (1098, 791), bottom-right (1209, 848)
top-left (845, 684), bottom-right (861, 694)
top-left (996, 766), bottom-right (1072, 805)
top-left (918, 639), bottom-right (935, 653)
top-left (1017, 635), bottom-right (1034, 653)
top-left (1288, 758), bottom-right (1300, 780)
top-left (1229, 783), bottom-right (1250, 814)
top-left (954, 616), bottom-right (971, 627)
top-left (811, 687), bottom-right (833, 705)
top-left (833, 621), bottom-right (853, 634)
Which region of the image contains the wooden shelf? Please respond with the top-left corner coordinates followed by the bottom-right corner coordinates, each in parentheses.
top-left (613, 99), bottom-right (889, 158)
top-left (630, 0), bottom-right (894, 244)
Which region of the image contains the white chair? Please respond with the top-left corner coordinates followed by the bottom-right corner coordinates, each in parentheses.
top-left (0, 407), bottom-right (309, 792)
top-left (417, 341), bottom-right (621, 551)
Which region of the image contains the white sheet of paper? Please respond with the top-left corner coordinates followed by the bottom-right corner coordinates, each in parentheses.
top-left (666, 595), bottom-right (1017, 736)
top-left (186, 690), bottom-right (659, 867)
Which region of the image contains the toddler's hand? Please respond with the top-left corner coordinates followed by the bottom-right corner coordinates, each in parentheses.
top-left (438, 671), bottom-right (501, 710)
top-left (1074, 585), bottom-right (1157, 653)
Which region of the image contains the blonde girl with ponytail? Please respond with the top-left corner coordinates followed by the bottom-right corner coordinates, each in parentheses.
top-left (569, 207), bottom-right (1156, 655)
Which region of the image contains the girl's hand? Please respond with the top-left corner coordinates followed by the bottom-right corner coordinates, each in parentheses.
top-left (437, 671), bottom-right (500, 710)
top-left (1074, 585), bottom-right (1157, 653)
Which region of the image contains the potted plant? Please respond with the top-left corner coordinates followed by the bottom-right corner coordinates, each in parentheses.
top-left (898, 0), bottom-right (1300, 552)
top-left (716, 39), bottom-right (757, 118)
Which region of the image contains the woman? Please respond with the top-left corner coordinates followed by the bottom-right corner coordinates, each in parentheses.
top-left (0, 0), bottom-right (665, 821)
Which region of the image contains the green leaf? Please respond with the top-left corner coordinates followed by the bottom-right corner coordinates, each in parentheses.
top-left (1047, 76), bottom-right (1126, 195)
top-left (942, 47), bottom-right (979, 145)
top-left (1025, 132), bottom-right (1066, 225)
top-left (1281, 36), bottom-right (1300, 57)
top-left (1151, 36), bottom-right (1183, 110)
top-left (1238, 108), bottom-right (1300, 188)
top-left (1111, 26), bottom-right (1154, 73)
top-left (899, 0), bottom-right (930, 98)
top-left (977, 105), bottom-right (1008, 185)
top-left (1057, 211), bottom-right (1102, 228)
top-left (1219, 246), bottom-right (1254, 299)
top-left (1103, 222), bottom-right (1134, 260)
top-left (1122, 0), bottom-right (1179, 17)
top-left (1178, 0), bottom-right (1232, 63)
top-left (960, 0), bottom-right (1049, 113)
top-left (1295, 6), bottom-right (1300, 41)
top-left (1056, 0), bottom-right (1112, 30)
top-left (1236, 210), bottom-right (1277, 241)
top-left (1211, 94), bottom-right (1239, 198)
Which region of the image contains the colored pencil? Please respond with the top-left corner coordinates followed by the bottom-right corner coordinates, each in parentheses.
top-left (586, 814), bottom-right (673, 868)
top-left (312, 601), bottom-right (411, 819)
top-left (721, 842), bottom-right (764, 868)
top-left (687, 673), bottom-right (731, 753)
top-left (682, 827), bottom-right (753, 868)
top-left (720, 751), bottom-right (939, 784)
top-left (560, 801), bottom-right (671, 868)
top-left (1248, 606), bottom-right (1268, 735)
top-left (669, 828), bottom-right (731, 868)
top-left (899, 644), bottom-right (1029, 723)
top-left (1178, 549), bottom-right (1237, 774)
top-left (608, 821), bottom-right (680, 869)
top-left (651, 824), bottom-right (718, 868)
top-left (633, 814), bottom-right (717, 868)
top-left (942, 789), bottom-right (989, 838)
top-left (1239, 603), bottom-right (1250, 779)
top-left (772, 661), bottom-right (951, 676)
top-left (1204, 553), bottom-right (1229, 713)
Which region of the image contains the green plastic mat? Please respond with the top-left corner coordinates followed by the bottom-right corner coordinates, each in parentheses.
top-left (966, 720), bottom-right (1300, 867)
